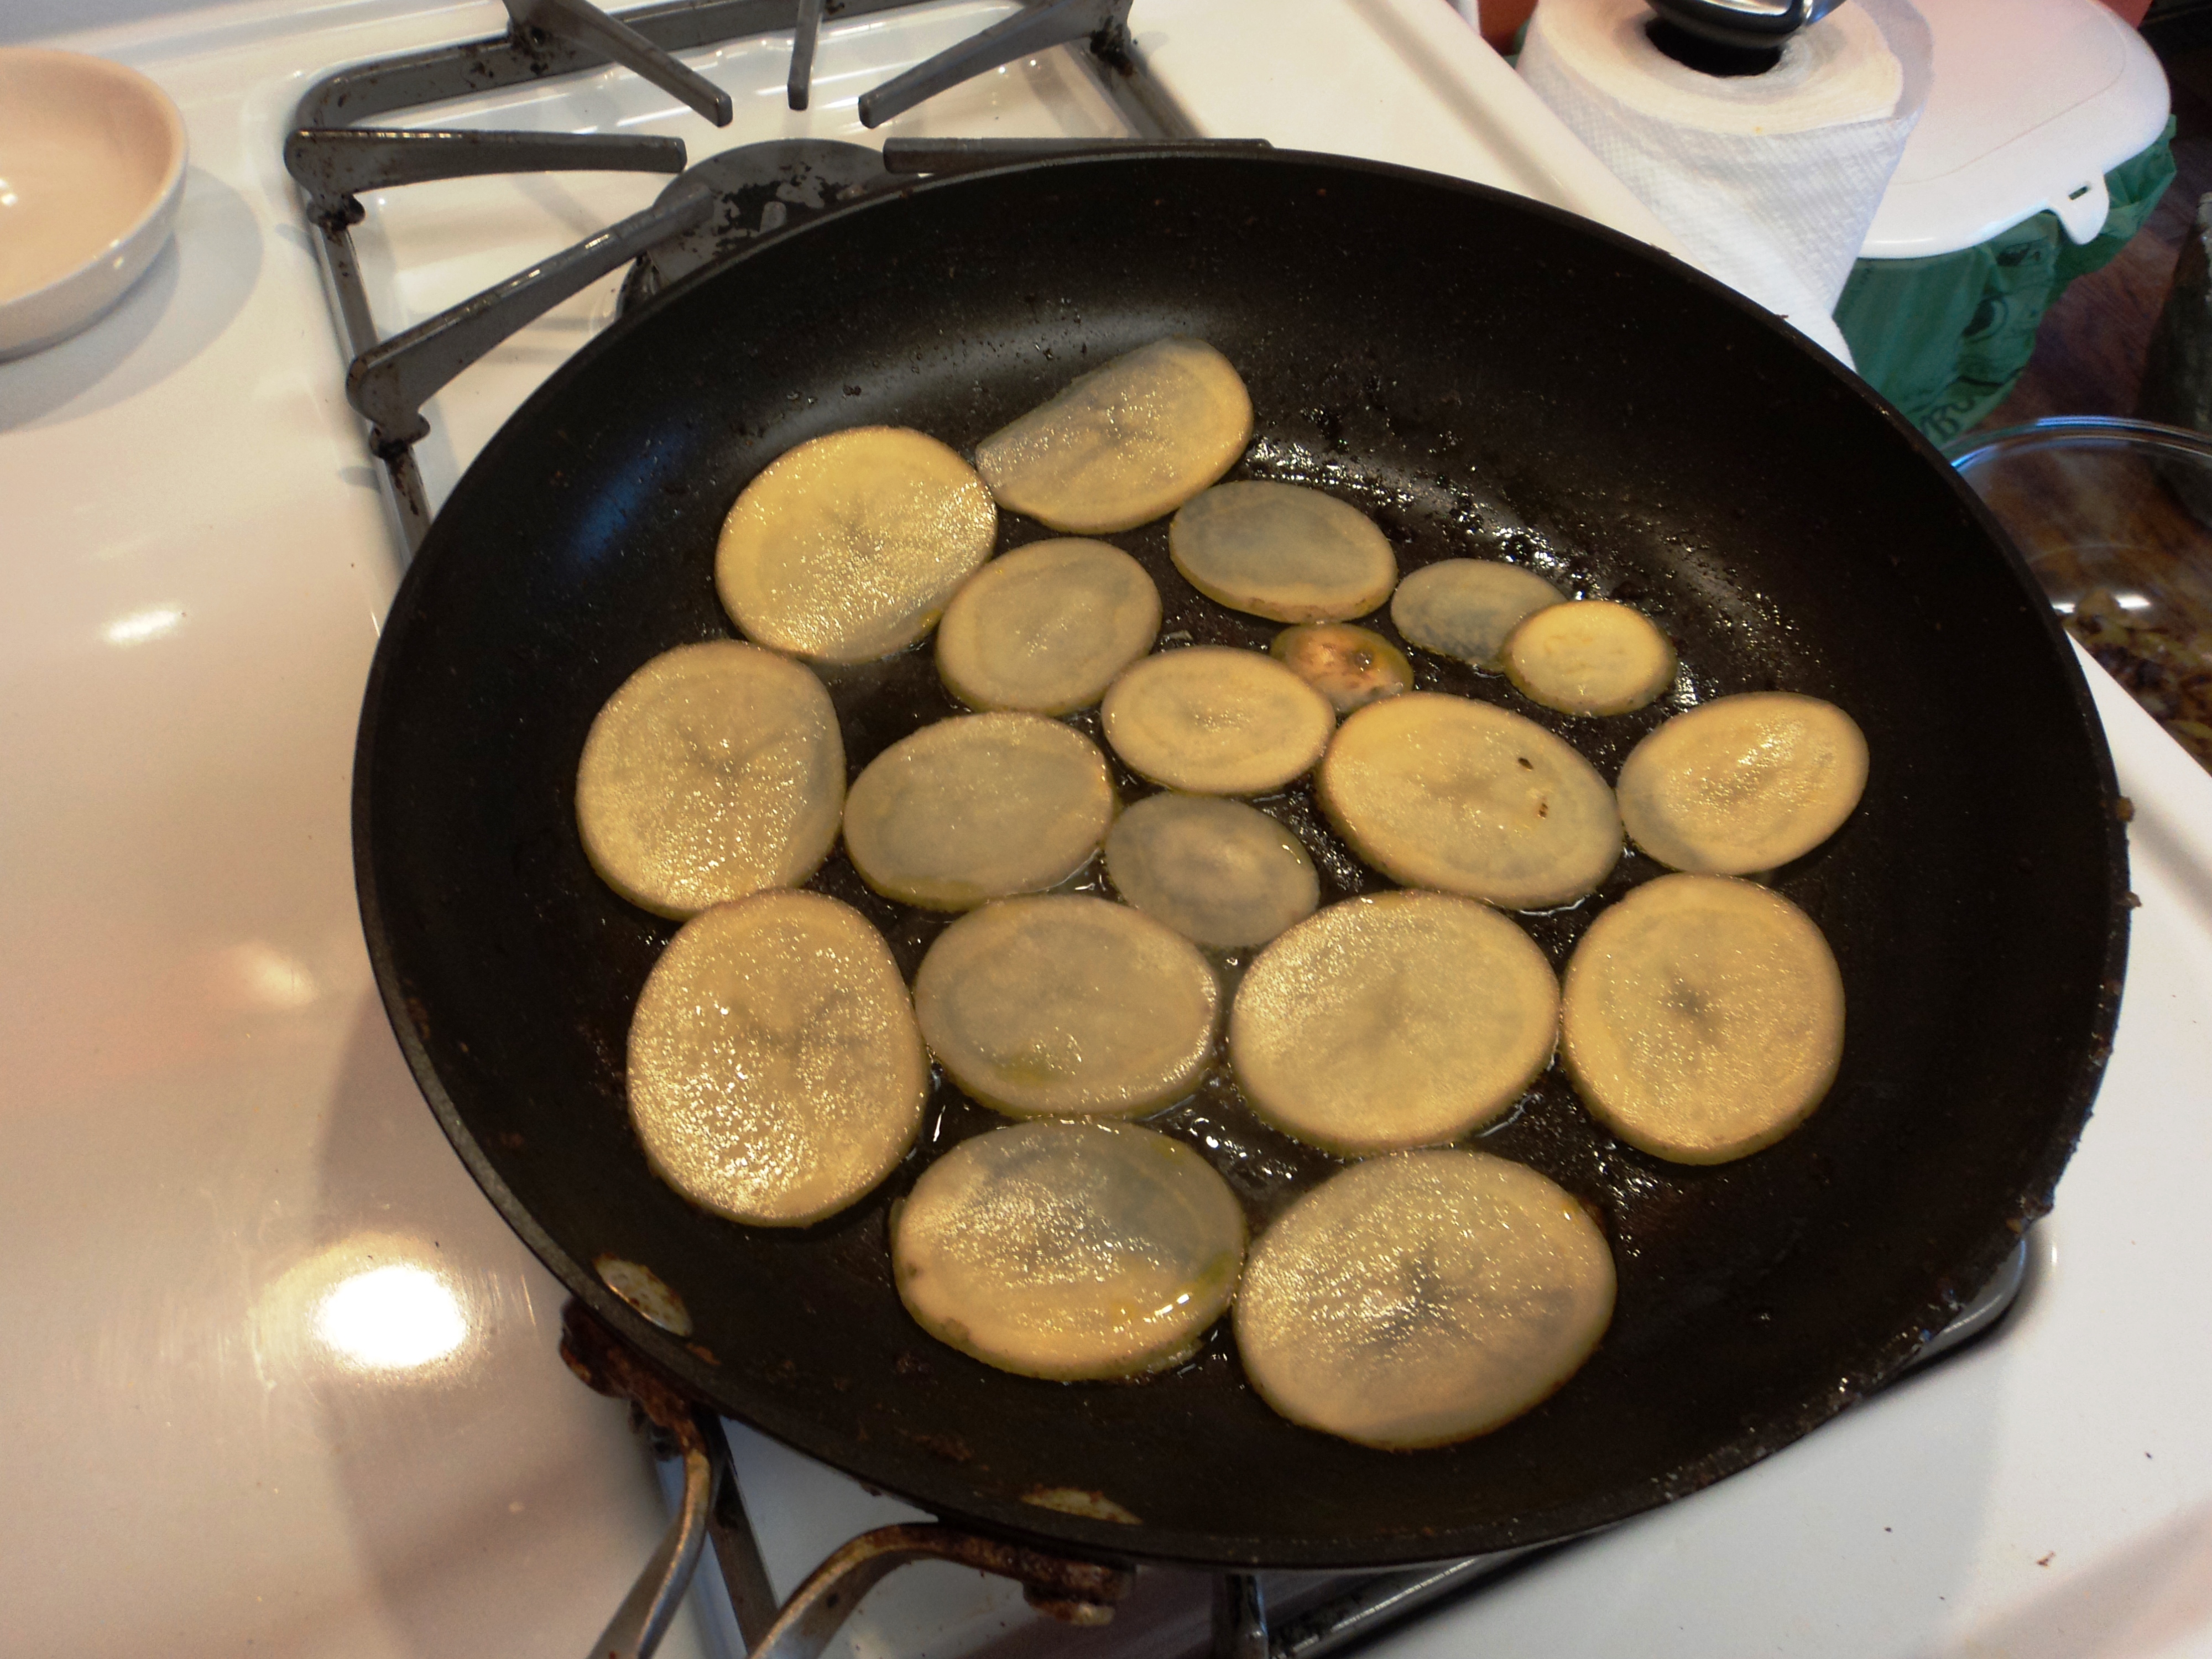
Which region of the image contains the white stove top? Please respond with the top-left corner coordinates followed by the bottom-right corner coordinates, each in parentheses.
top-left (1, 3), bottom-right (2207, 1657)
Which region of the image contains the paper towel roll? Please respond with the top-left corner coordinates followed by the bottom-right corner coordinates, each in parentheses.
top-left (1518, 0), bottom-right (1931, 365)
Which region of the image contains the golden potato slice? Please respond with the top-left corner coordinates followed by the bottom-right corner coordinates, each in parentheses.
top-left (575, 640), bottom-right (843, 919)
top-left (1229, 892), bottom-right (1557, 1154)
top-left (893, 1119), bottom-right (1246, 1380)
top-left (1169, 481), bottom-right (1399, 622)
top-left (1503, 599), bottom-right (1677, 717)
top-left (1104, 793), bottom-right (1320, 949)
top-left (1561, 873), bottom-right (1843, 1164)
top-left (716, 426), bottom-right (997, 664)
top-left (628, 890), bottom-right (927, 1227)
top-left (935, 538), bottom-right (1161, 714)
top-left (1615, 692), bottom-right (1869, 874)
top-left (912, 894), bottom-right (1219, 1118)
top-left (1102, 647), bottom-right (1335, 795)
top-left (1234, 1149), bottom-right (1615, 1448)
top-left (842, 713), bottom-right (1115, 911)
top-left (1318, 693), bottom-right (1620, 909)
top-left (974, 338), bottom-right (1253, 534)
top-left (1390, 559), bottom-right (1564, 670)
top-left (1270, 622), bottom-right (1414, 713)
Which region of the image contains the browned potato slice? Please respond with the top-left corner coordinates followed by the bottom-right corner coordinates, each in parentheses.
top-left (1390, 559), bottom-right (1564, 670)
top-left (1270, 622), bottom-right (1414, 712)
top-left (893, 1119), bottom-right (1245, 1380)
top-left (1234, 1149), bottom-right (1615, 1448)
top-left (575, 640), bottom-right (843, 919)
top-left (1502, 599), bottom-right (1677, 716)
top-left (912, 894), bottom-right (1219, 1118)
top-left (1170, 481), bottom-right (1397, 622)
top-left (1318, 692), bottom-right (1620, 909)
top-left (935, 539), bottom-right (1161, 714)
top-left (1561, 873), bottom-right (1843, 1163)
top-left (974, 338), bottom-right (1253, 534)
top-left (628, 891), bottom-right (926, 1226)
top-left (1229, 892), bottom-right (1557, 1154)
top-left (1615, 692), bottom-right (1868, 874)
top-left (1104, 793), bottom-right (1319, 949)
top-left (1102, 646), bottom-right (1335, 795)
top-left (842, 713), bottom-right (1115, 911)
top-left (716, 426), bottom-right (997, 664)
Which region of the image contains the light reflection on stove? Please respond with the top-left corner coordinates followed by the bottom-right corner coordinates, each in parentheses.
top-left (102, 604), bottom-right (184, 646)
top-left (314, 1263), bottom-right (469, 1372)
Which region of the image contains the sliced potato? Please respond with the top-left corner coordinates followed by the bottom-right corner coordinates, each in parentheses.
top-left (1104, 793), bottom-right (1320, 949)
top-left (1503, 599), bottom-right (1677, 717)
top-left (935, 538), bottom-right (1161, 714)
top-left (1318, 693), bottom-right (1620, 909)
top-left (1615, 692), bottom-right (1869, 874)
top-left (842, 713), bottom-right (1115, 911)
top-left (1234, 1149), bottom-right (1615, 1449)
top-left (1390, 559), bottom-right (1564, 670)
top-left (1229, 892), bottom-right (1557, 1154)
top-left (974, 338), bottom-right (1253, 534)
top-left (628, 890), bottom-right (926, 1227)
top-left (1170, 481), bottom-right (1398, 622)
top-left (716, 426), bottom-right (997, 664)
top-left (1102, 646), bottom-right (1335, 795)
top-left (1561, 873), bottom-right (1843, 1164)
top-left (1270, 622), bottom-right (1414, 713)
top-left (893, 1119), bottom-right (1246, 1381)
top-left (576, 640), bottom-right (843, 919)
top-left (912, 894), bottom-right (1219, 1118)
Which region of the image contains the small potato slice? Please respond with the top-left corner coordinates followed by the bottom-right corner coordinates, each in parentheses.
top-left (1503, 599), bottom-right (1677, 716)
top-left (1391, 559), bottom-right (1564, 670)
top-left (576, 640), bottom-right (843, 919)
top-left (893, 1119), bottom-right (1246, 1380)
top-left (1615, 692), bottom-right (1869, 874)
top-left (628, 890), bottom-right (927, 1227)
top-left (936, 539), bottom-right (1161, 714)
top-left (716, 426), bottom-right (997, 664)
top-left (1318, 693), bottom-right (1620, 910)
top-left (1270, 623), bottom-right (1414, 713)
top-left (1229, 892), bottom-right (1557, 1154)
top-left (975, 338), bottom-right (1253, 534)
top-left (913, 894), bottom-right (1219, 1118)
top-left (1102, 647), bottom-right (1335, 795)
top-left (1235, 1149), bottom-right (1615, 1449)
top-left (1170, 481), bottom-right (1399, 622)
top-left (1562, 873), bottom-right (1843, 1164)
top-left (843, 713), bottom-right (1115, 911)
top-left (1105, 794), bottom-right (1320, 949)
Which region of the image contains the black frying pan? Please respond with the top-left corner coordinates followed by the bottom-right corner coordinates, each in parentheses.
top-left (354, 152), bottom-right (2128, 1571)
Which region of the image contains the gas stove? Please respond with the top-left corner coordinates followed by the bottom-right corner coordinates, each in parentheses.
top-left (4, 3), bottom-right (2210, 1657)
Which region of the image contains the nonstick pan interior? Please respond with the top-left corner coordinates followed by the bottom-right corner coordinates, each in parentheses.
top-left (355, 153), bottom-right (2127, 1570)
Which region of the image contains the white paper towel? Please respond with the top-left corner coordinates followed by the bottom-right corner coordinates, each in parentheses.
top-left (1517, 0), bottom-right (1932, 364)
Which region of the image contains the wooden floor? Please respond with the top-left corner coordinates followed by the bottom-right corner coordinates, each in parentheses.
top-left (1979, 32), bottom-right (2212, 424)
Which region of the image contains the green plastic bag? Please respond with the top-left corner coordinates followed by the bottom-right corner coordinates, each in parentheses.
top-left (1833, 119), bottom-right (2176, 443)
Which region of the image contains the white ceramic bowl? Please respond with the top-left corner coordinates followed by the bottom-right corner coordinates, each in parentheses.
top-left (0, 48), bottom-right (187, 361)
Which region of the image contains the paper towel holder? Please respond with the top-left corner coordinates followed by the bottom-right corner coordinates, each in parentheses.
top-left (1645, 0), bottom-right (1847, 54)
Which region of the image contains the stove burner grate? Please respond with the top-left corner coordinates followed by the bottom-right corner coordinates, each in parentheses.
top-left (284, 0), bottom-right (1174, 551)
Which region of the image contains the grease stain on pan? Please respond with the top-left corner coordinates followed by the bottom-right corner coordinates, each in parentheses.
top-left (595, 1254), bottom-right (694, 1336)
top-left (1024, 1486), bottom-right (1142, 1525)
